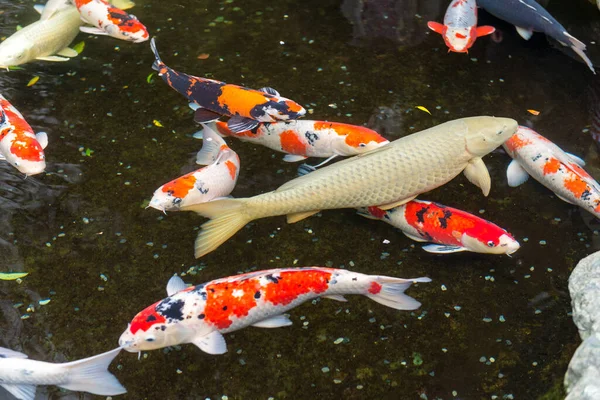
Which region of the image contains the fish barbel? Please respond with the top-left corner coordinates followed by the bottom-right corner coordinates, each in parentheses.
top-left (183, 116), bottom-right (518, 258)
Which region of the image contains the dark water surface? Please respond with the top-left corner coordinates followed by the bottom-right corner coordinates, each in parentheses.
top-left (1, 0), bottom-right (600, 399)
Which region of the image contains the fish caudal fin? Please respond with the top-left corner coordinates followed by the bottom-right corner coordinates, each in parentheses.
top-left (196, 124), bottom-right (227, 165)
top-left (149, 37), bottom-right (166, 73)
top-left (57, 348), bottom-right (126, 396)
top-left (366, 276), bottom-right (431, 310)
top-left (182, 198), bottom-right (252, 258)
top-left (564, 32), bottom-right (596, 74)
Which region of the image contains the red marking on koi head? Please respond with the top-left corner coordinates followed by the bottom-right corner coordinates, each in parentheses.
top-left (160, 173), bottom-right (197, 198)
top-left (368, 282), bottom-right (382, 294)
top-left (10, 136), bottom-right (44, 161)
top-left (130, 301), bottom-right (166, 334)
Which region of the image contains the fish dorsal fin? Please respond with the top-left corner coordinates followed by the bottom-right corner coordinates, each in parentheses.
top-left (1, 383), bottom-right (36, 400)
top-left (0, 347), bottom-right (28, 359)
top-left (286, 210), bottom-right (319, 224)
top-left (36, 132), bottom-right (48, 149)
top-left (427, 21), bottom-right (445, 35)
top-left (377, 196), bottom-right (416, 211)
top-left (251, 314), bottom-right (293, 328)
top-left (463, 157), bottom-right (491, 196)
top-left (196, 124), bottom-right (227, 165)
top-left (193, 331), bottom-right (227, 354)
top-left (259, 87), bottom-right (281, 97)
top-left (227, 116), bottom-right (259, 133)
top-left (166, 275), bottom-right (187, 296)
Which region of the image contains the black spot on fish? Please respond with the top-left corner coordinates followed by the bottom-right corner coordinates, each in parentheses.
top-left (532, 153), bottom-right (542, 162)
top-left (254, 291), bottom-right (261, 299)
top-left (415, 206), bottom-right (429, 223)
top-left (146, 315), bottom-right (156, 322)
top-left (266, 274), bottom-right (279, 284)
top-left (305, 131), bottom-right (319, 145)
top-left (582, 189), bottom-right (592, 200)
top-left (223, 306), bottom-right (228, 311)
top-left (156, 298), bottom-right (185, 322)
top-left (198, 314), bottom-right (205, 319)
top-left (352, 277), bottom-right (357, 281)
top-left (438, 210), bottom-right (453, 229)
top-left (161, 325), bottom-right (166, 331)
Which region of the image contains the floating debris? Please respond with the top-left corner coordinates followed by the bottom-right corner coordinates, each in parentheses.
top-left (0, 272), bottom-right (28, 280)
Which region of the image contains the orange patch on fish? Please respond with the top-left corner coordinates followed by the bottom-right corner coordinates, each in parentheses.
top-left (263, 270), bottom-right (331, 306)
top-left (161, 173), bottom-right (196, 198)
top-left (313, 122), bottom-right (387, 148)
top-left (204, 279), bottom-right (262, 330)
top-left (225, 160), bottom-right (237, 180)
top-left (130, 301), bottom-right (166, 334)
top-left (10, 137), bottom-right (43, 161)
top-left (542, 158), bottom-right (561, 175)
top-left (563, 175), bottom-right (589, 198)
top-left (217, 86), bottom-right (268, 117)
top-left (280, 130), bottom-right (307, 154)
top-left (504, 134), bottom-right (533, 152)
top-left (284, 100), bottom-right (303, 113)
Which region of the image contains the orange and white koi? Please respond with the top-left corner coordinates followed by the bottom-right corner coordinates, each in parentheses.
top-left (203, 120), bottom-right (388, 167)
top-left (503, 126), bottom-right (600, 217)
top-left (119, 268), bottom-right (430, 355)
top-left (427, 0), bottom-right (495, 53)
top-left (75, 0), bottom-right (149, 43)
top-left (358, 201), bottom-right (520, 254)
top-left (0, 95), bottom-right (47, 176)
top-left (148, 124), bottom-right (240, 212)
top-left (150, 38), bottom-right (306, 134)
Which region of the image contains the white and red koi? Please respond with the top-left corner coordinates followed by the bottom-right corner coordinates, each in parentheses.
top-left (503, 126), bottom-right (600, 217)
top-left (75, 0), bottom-right (149, 43)
top-left (205, 120), bottom-right (389, 166)
top-left (150, 38), bottom-right (306, 134)
top-left (119, 268), bottom-right (431, 354)
top-left (148, 124), bottom-right (240, 212)
top-left (427, 0), bottom-right (495, 53)
top-left (0, 95), bottom-right (47, 175)
top-left (358, 200), bottom-right (520, 254)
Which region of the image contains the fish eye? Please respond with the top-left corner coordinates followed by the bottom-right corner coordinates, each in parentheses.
top-left (145, 337), bottom-right (155, 342)
top-left (359, 143), bottom-right (366, 148)
top-left (13, 161), bottom-right (18, 166)
top-left (487, 241), bottom-right (495, 247)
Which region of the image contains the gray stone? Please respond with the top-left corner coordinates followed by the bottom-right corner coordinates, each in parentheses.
top-left (569, 251), bottom-right (600, 340)
top-left (565, 334), bottom-right (600, 396)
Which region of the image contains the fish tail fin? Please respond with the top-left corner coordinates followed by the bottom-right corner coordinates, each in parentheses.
top-left (150, 37), bottom-right (165, 72)
top-left (57, 348), bottom-right (126, 396)
top-left (366, 276), bottom-right (431, 310)
top-left (564, 32), bottom-right (596, 74)
top-left (183, 198), bottom-right (252, 258)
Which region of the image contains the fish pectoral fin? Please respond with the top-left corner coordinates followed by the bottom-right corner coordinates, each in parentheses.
top-left (402, 231), bottom-right (429, 243)
top-left (463, 157), bottom-right (491, 196)
top-left (194, 108), bottom-right (221, 124)
top-left (189, 102), bottom-right (201, 111)
top-left (0, 347), bottom-right (28, 358)
top-left (506, 159), bottom-right (529, 187)
top-left (1, 383), bottom-right (37, 400)
top-left (166, 275), bottom-right (187, 296)
top-left (56, 47), bottom-right (78, 58)
top-left (515, 26), bottom-right (533, 40)
top-left (422, 244), bottom-right (467, 253)
top-left (427, 21), bottom-right (445, 34)
top-left (556, 194), bottom-right (576, 205)
top-left (36, 132), bottom-right (48, 149)
top-left (227, 116), bottom-right (259, 133)
top-left (110, 0), bottom-right (136, 10)
top-left (33, 4), bottom-right (45, 15)
top-left (377, 196), bottom-right (416, 211)
top-left (80, 26), bottom-right (109, 36)
top-left (251, 314), bottom-right (293, 328)
top-left (287, 210), bottom-right (320, 224)
top-left (196, 124), bottom-right (226, 165)
top-left (193, 331), bottom-right (227, 355)
top-left (475, 25), bottom-right (495, 37)
top-left (323, 294), bottom-right (348, 302)
top-left (0, 153), bottom-right (6, 161)
top-left (259, 87), bottom-right (281, 97)
top-left (565, 152), bottom-right (586, 167)
top-left (282, 154), bottom-right (308, 162)
top-left (36, 55), bottom-right (70, 62)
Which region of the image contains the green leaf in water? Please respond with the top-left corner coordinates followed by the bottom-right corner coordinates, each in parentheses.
top-left (146, 72), bottom-right (155, 83)
top-left (84, 148), bottom-right (93, 157)
top-left (16, 25), bottom-right (22, 31)
top-left (8, 66), bottom-right (23, 71)
top-left (0, 272), bottom-right (29, 280)
top-left (72, 41), bottom-right (85, 55)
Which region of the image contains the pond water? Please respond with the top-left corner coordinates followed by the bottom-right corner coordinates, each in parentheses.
top-left (1, 0), bottom-right (599, 399)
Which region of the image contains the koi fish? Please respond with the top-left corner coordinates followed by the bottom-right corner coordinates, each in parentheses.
top-left (503, 126), bottom-right (600, 217)
top-left (202, 120), bottom-right (388, 168)
top-left (75, 0), bottom-right (149, 43)
top-left (427, 0), bottom-right (495, 53)
top-left (150, 38), bottom-right (306, 134)
top-left (148, 124), bottom-right (240, 212)
top-left (0, 6), bottom-right (82, 68)
top-left (357, 201), bottom-right (520, 254)
top-left (182, 116), bottom-right (518, 258)
top-left (477, 0), bottom-right (595, 73)
top-left (0, 347), bottom-right (126, 400)
top-left (119, 268), bottom-right (431, 355)
top-left (0, 95), bottom-right (48, 175)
